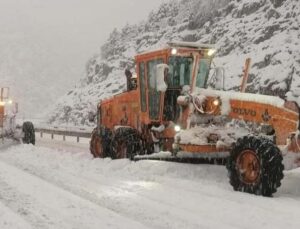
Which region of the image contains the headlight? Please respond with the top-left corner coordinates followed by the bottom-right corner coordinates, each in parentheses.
top-left (0, 101), bottom-right (5, 106)
top-left (213, 98), bottom-right (220, 106)
top-left (7, 100), bottom-right (13, 105)
top-left (207, 49), bottom-right (216, 56)
top-left (174, 125), bottom-right (181, 132)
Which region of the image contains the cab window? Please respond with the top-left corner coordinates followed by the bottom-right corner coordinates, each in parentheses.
top-left (167, 56), bottom-right (193, 88)
top-left (147, 58), bottom-right (163, 120)
top-left (196, 59), bottom-right (210, 88)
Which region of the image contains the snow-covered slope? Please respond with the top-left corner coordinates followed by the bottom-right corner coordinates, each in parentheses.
top-left (48, 0), bottom-right (300, 126)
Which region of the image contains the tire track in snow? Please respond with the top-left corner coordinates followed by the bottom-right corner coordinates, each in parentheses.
top-left (0, 176), bottom-right (52, 229)
top-left (0, 199), bottom-right (33, 229)
top-left (2, 145), bottom-right (300, 229)
top-left (0, 150), bottom-right (229, 229)
top-left (8, 158), bottom-right (295, 229)
top-left (0, 160), bottom-right (150, 229)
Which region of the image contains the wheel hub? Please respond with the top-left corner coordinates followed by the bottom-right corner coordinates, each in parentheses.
top-left (236, 149), bottom-right (261, 184)
top-left (94, 137), bottom-right (103, 157)
top-left (116, 142), bottom-right (127, 159)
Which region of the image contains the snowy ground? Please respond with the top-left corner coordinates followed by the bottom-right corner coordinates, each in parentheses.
top-left (0, 136), bottom-right (300, 229)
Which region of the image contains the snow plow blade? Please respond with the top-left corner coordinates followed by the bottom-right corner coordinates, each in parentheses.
top-left (134, 151), bottom-right (228, 165)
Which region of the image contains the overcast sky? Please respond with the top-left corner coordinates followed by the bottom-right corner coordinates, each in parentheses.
top-left (0, 0), bottom-right (165, 62)
top-left (0, 0), bottom-right (166, 117)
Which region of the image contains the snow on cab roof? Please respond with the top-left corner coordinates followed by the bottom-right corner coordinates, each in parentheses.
top-left (136, 41), bottom-right (215, 56)
top-left (167, 41), bottom-right (215, 50)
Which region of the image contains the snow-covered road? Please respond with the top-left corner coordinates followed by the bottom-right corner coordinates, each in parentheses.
top-left (0, 137), bottom-right (300, 229)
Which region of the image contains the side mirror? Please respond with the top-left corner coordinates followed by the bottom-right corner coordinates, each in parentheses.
top-left (208, 67), bottom-right (225, 90)
top-left (156, 64), bottom-right (169, 92)
top-left (14, 103), bottom-right (18, 114)
top-left (0, 87), bottom-right (9, 100)
top-left (215, 67), bottom-right (225, 90)
top-left (88, 111), bottom-right (96, 123)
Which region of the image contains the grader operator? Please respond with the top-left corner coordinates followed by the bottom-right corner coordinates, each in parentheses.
top-left (90, 42), bottom-right (300, 196)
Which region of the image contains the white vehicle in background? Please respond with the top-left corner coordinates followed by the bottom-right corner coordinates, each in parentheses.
top-left (0, 87), bottom-right (35, 145)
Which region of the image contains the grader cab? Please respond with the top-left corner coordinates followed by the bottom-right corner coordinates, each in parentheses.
top-left (90, 42), bottom-right (300, 196)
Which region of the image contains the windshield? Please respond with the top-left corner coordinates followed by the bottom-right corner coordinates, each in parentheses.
top-left (196, 59), bottom-right (211, 88)
top-left (167, 56), bottom-right (193, 88)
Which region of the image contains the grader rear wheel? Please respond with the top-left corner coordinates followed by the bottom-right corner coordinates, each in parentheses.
top-left (90, 129), bottom-right (104, 158)
top-left (90, 127), bottom-right (111, 158)
top-left (110, 127), bottom-right (141, 160)
top-left (227, 136), bottom-right (284, 197)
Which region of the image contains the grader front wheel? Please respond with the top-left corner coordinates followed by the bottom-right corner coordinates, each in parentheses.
top-left (227, 136), bottom-right (284, 197)
top-left (90, 130), bottom-right (103, 157)
top-left (22, 122), bottom-right (35, 145)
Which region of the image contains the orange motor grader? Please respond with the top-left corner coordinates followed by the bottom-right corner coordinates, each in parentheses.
top-left (90, 42), bottom-right (300, 196)
top-left (0, 87), bottom-right (35, 144)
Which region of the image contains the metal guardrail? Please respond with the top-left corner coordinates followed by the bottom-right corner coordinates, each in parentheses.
top-left (35, 128), bottom-right (92, 143)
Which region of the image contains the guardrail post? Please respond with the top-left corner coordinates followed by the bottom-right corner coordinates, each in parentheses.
top-left (34, 127), bottom-right (91, 142)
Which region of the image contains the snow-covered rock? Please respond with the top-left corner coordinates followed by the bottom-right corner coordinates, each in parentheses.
top-left (48, 0), bottom-right (300, 126)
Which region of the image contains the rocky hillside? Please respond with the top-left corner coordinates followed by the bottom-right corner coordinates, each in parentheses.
top-left (48, 0), bottom-right (300, 126)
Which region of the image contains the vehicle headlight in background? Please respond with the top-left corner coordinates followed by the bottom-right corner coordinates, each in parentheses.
top-left (207, 49), bottom-right (216, 56)
top-left (7, 100), bottom-right (13, 105)
top-left (171, 48), bottom-right (177, 55)
top-left (0, 101), bottom-right (5, 106)
top-left (174, 125), bottom-right (181, 132)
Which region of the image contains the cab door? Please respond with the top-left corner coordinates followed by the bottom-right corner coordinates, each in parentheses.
top-left (0, 105), bottom-right (4, 128)
top-left (146, 58), bottom-right (164, 121)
